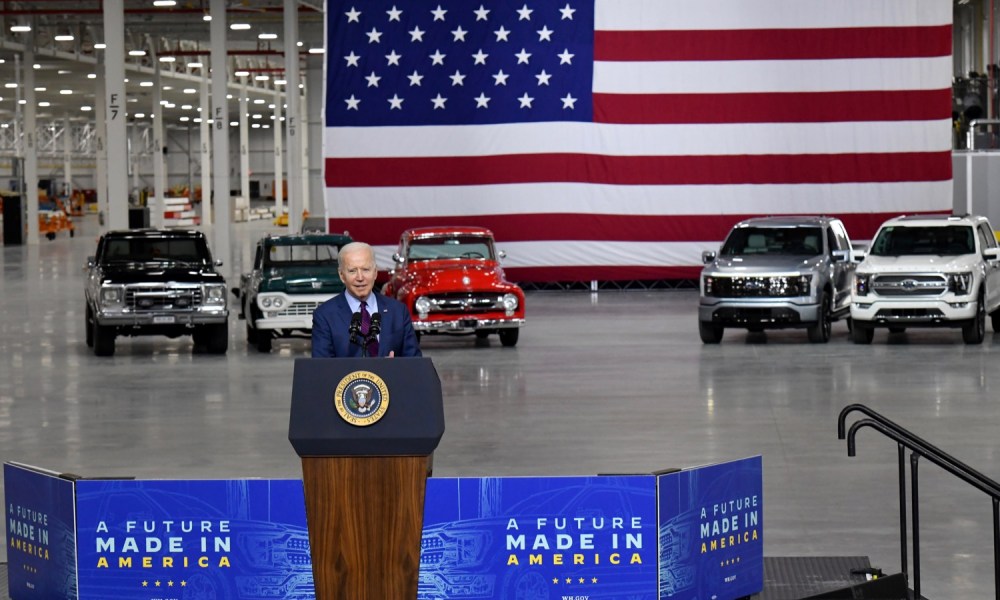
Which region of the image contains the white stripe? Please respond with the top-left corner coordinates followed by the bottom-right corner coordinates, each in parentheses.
top-left (596, 0), bottom-right (949, 31)
top-left (324, 120), bottom-right (951, 159)
top-left (594, 57), bottom-right (951, 94)
top-left (372, 241), bottom-right (727, 270)
top-left (326, 181), bottom-right (953, 218)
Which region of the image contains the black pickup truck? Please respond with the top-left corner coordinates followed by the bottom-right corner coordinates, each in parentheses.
top-left (84, 229), bottom-right (230, 356)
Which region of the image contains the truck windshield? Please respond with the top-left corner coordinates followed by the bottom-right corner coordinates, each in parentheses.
top-left (869, 225), bottom-right (975, 257)
top-left (267, 243), bottom-right (341, 265)
top-left (721, 227), bottom-right (823, 257)
top-left (104, 238), bottom-right (209, 263)
top-left (407, 236), bottom-right (494, 261)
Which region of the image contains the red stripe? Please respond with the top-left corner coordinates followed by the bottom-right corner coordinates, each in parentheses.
top-left (505, 265), bottom-right (703, 283)
top-left (328, 211), bottom-right (945, 247)
top-left (594, 25), bottom-right (951, 61)
top-left (594, 89), bottom-right (952, 124)
top-left (326, 152), bottom-right (951, 187)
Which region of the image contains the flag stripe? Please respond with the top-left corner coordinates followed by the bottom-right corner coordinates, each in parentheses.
top-left (595, 0), bottom-right (950, 31)
top-left (326, 152), bottom-right (950, 187)
top-left (324, 181), bottom-right (953, 218)
top-left (594, 56), bottom-right (951, 94)
top-left (595, 90), bottom-right (951, 124)
top-left (595, 26), bottom-right (951, 62)
top-left (324, 120), bottom-right (950, 158)
top-left (334, 211), bottom-right (942, 247)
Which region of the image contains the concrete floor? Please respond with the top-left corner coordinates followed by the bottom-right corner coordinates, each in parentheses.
top-left (4, 214), bottom-right (1000, 599)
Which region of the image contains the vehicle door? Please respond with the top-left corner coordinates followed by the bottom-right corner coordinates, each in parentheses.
top-left (828, 222), bottom-right (855, 311)
top-left (976, 222), bottom-right (1000, 310)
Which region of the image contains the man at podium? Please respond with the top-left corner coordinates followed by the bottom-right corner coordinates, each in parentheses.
top-left (311, 242), bottom-right (422, 358)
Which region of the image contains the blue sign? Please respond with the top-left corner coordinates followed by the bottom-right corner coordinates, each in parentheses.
top-left (4, 463), bottom-right (77, 600)
top-left (420, 476), bottom-right (659, 600)
top-left (74, 479), bottom-right (312, 600)
top-left (657, 456), bottom-right (764, 600)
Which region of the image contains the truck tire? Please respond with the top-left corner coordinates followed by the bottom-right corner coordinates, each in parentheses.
top-left (85, 304), bottom-right (94, 348)
top-left (807, 292), bottom-right (832, 343)
top-left (203, 323), bottom-right (229, 354)
top-left (851, 320), bottom-right (874, 344)
top-left (699, 321), bottom-right (723, 344)
top-left (962, 292), bottom-right (986, 344)
top-left (256, 330), bottom-right (273, 353)
top-left (498, 328), bottom-right (519, 347)
top-left (93, 321), bottom-right (116, 356)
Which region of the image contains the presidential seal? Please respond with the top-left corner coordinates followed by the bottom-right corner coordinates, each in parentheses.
top-left (333, 370), bottom-right (390, 426)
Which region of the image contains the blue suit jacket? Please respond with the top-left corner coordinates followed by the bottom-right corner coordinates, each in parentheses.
top-left (311, 291), bottom-right (422, 358)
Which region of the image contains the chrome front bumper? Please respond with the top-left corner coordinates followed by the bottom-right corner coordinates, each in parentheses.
top-left (413, 318), bottom-right (525, 332)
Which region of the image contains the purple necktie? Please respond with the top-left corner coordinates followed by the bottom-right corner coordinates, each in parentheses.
top-left (359, 302), bottom-right (377, 357)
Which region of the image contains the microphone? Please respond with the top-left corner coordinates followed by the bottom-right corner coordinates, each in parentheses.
top-left (369, 313), bottom-right (382, 337)
top-left (349, 311), bottom-right (362, 345)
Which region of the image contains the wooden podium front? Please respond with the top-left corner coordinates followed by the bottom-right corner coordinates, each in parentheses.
top-left (289, 358), bottom-right (444, 600)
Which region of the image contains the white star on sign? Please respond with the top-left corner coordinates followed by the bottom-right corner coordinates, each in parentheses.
top-left (365, 71), bottom-right (381, 87)
top-left (430, 50), bottom-right (446, 65)
top-left (515, 48), bottom-right (531, 64)
top-left (474, 5), bottom-right (490, 21)
top-left (559, 3), bottom-right (575, 19)
top-left (537, 26), bottom-right (553, 42)
top-left (407, 70), bottom-right (424, 86)
top-left (388, 94), bottom-right (404, 109)
top-left (493, 70), bottom-right (509, 85)
top-left (367, 28), bottom-right (383, 44)
top-left (535, 69), bottom-right (551, 85)
top-left (431, 94), bottom-right (447, 109)
top-left (516, 4), bottom-right (533, 20)
top-left (409, 26), bottom-right (425, 42)
top-left (385, 50), bottom-right (402, 66)
top-left (344, 52), bottom-right (360, 67)
top-left (517, 93), bottom-right (534, 108)
top-left (386, 5), bottom-right (403, 21)
top-left (431, 5), bottom-right (447, 21)
top-left (475, 93), bottom-right (491, 108)
top-left (345, 7), bottom-right (361, 22)
top-left (557, 49), bottom-right (574, 65)
top-left (450, 70), bottom-right (466, 86)
top-left (452, 26), bottom-right (468, 42)
top-left (345, 95), bottom-right (360, 110)
top-left (561, 93), bottom-right (577, 109)
top-left (472, 49), bottom-right (489, 65)
top-left (494, 26), bottom-right (511, 42)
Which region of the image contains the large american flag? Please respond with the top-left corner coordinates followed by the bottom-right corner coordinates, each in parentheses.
top-left (324, 0), bottom-right (953, 282)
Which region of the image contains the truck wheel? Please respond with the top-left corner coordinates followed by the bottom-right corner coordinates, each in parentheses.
top-left (699, 321), bottom-right (723, 344)
top-left (203, 323), bottom-right (229, 354)
top-left (255, 330), bottom-right (273, 353)
top-left (807, 292), bottom-right (832, 343)
top-left (498, 328), bottom-right (519, 347)
top-left (85, 304), bottom-right (94, 348)
top-left (991, 310), bottom-right (1000, 333)
top-left (93, 321), bottom-right (116, 356)
top-left (245, 321), bottom-right (258, 345)
top-left (963, 293), bottom-right (986, 344)
top-left (851, 320), bottom-right (874, 344)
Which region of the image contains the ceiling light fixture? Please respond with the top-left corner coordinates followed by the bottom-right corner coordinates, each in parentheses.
top-left (187, 62), bottom-right (203, 68)
top-left (234, 70), bottom-right (249, 77)
top-left (87, 73), bottom-right (96, 79)
top-left (183, 88), bottom-right (197, 94)
top-left (153, 0), bottom-right (177, 6)
top-left (55, 34), bottom-right (74, 42)
top-left (60, 90), bottom-right (73, 95)
top-left (81, 106), bottom-right (92, 112)
top-left (258, 33), bottom-right (277, 40)
top-left (308, 48), bottom-right (325, 54)
top-left (230, 23), bottom-right (251, 31)
top-left (159, 56), bottom-right (176, 62)
top-left (94, 43), bottom-right (106, 49)
top-left (129, 50), bottom-right (147, 56)
top-left (254, 74), bottom-right (269, 81)
top-left (10, 24), bottom-right (31, 33)
top-left (203, 15), bottom-right (212, 22)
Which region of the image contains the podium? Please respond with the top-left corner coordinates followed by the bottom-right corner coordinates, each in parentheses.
top-left (289, 358), bottom-right (444, 600)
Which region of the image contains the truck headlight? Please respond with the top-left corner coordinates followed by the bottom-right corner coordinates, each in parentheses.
top-left (501, 293), bottom-right (519, 316)
top-left (948, 272), bottom-right (973, 296)
top-left (414, 296), bottom-right (431, 318)
top-left (99, 285), bottom-right (124, 305)
top-left (795, 274), bottom-right (812, 295)
top-left (204, 284), bottom-right (227, 305)
top-left (258, 294), bottom-right (285, 310)
top-left (703, 276), bottom-right (715, 295)
top-left (855, 274), bottom-right (871, 296)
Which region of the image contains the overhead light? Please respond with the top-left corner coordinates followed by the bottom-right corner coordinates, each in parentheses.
top-left (10, 25), bottom-right (31, 33)
top-left (308, 48), bottom-right (325, 54)
top-left (33, 64), bottom-right (41, 70)
top-left (140, 81), bottom-right (154, 87)
top-left (274, 79), bottom-right (286, 85)
top-left (94, 43), bottom-right (106, 49)
top-left (60, 89), bottom-right (73, 95)
top-left (259, 33), bottom-right (277, 40)
top-left (81, 106), bottom-right (92, 112)
top-left (187, 62), bottom-right (203, 68)
top-left (134, 112), bottom-right (145, 118)
top-left (296, 41), bottom-right (303, 47)
top-left (181, 104), bottom-right (192, 110)
top-left (202, 14), bottom-right (212, 22)
top-left (194, 118), bottom-right (202, 123)
top-left (179, 116), bottom-right (190, 122)
top-left (234, 70), bottom-right (249, 77)
top-left (229, 121), bottom-right (238, 126)
top-left (230, 23), bottom-right (251, 31)
top-left (253, 98), bottom-right (265, 104)
top-left (255, 74), bottom-right (269, 81)
top-left (38, 102), bottom-right (50, 107)
top-left (55, 34), bottom-right (74, 42)
top-left (252, 123), bottom-right (261, 129)
top-left (87, 73), bottom-right (96, 79)
top-left (34, 87), bottom-right (46, 92)
top-left (129, 50), bottom-right (146, 57)
top-left (183, 88), bottom-right (197, 94)
top-left (57, 69), bottom-right (71, 74)
top-left (162, 85), bottom-right (172, 91)
top-left (153, 0), bottom-right (177, 6)
top-left (4, 83), bottom-right (17, 89)
top-left (159, 56), bottom-right (176, 63)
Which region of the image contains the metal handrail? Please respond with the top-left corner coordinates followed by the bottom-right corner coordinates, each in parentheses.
top-left (967, 118), bottom-right (1000, 150)
top-left (839, 404), bottom-right (1000, 600)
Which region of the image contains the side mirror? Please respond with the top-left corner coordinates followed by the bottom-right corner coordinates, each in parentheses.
top-left (701, 250), bottom-right (717, 264)
top-left (214, 259), bottom-right (224, 267)
top-left (498, 250), bottom-right (507, 260)
top-left (984, 247), bottom-right (1000, 261)
top-left (86, 256), bottom-right (96, 269)
top-left (392, 252), bottom-right (404, 264)
top-left (853, 249), bottom-right (867, 262)
top-left (831, 249), bottom-right (849, 263)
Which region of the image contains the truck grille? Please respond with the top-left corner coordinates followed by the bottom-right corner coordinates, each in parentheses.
top-left (872, 274), bottom-right (947, 297)
top-left (428, 293), bottom-right (503, 313)
top-left (707, 276), bottom-right (807, 298)
top-left (275, 301), bottom-right (323, 317)
top-left (125, 284), bottom-right (203, 310)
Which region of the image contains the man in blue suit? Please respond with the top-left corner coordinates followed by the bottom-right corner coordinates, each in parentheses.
top-left (311, 242), bottom-right (422, 358)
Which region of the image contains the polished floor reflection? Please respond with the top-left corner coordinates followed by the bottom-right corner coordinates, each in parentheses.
top-left (3, 216), bottom-right (1000, 598)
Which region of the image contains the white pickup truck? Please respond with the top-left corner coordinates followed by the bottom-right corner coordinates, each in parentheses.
top-left (851, 214), bottom-right (1000, 344)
